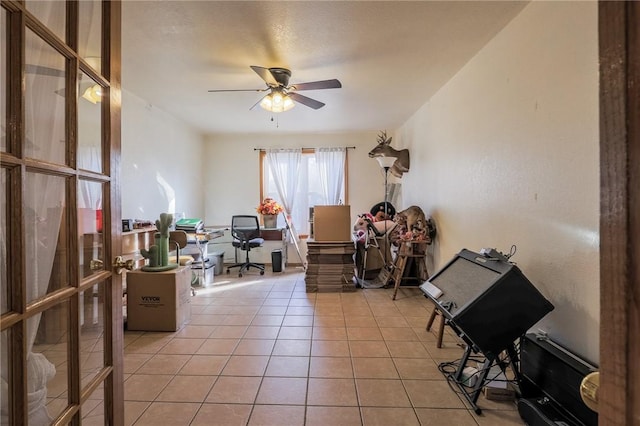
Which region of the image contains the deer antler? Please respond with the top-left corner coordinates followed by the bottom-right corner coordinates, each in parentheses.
top-left (377, 130), bottom-right (392, 145)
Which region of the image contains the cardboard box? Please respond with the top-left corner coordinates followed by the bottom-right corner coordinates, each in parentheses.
top-left (313, 205), bottom-right (352, 242)
top-left (483, 384), bottom-right (516, 401)
top-left (477, 361), bottom-right (508, 388)
top-left (126, 266), bottom-right (191, 331)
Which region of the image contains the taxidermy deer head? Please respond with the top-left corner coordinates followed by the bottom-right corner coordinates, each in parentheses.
top-left (368, 130), bottom-right (410, 178)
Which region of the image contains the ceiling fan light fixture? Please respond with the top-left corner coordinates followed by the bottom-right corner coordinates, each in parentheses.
top-left (82, 84), bottom-right (102, 104)
top-left (282, 95), bottom-right (294, 111)
top-left (260, 91), bottom-right (295, 113)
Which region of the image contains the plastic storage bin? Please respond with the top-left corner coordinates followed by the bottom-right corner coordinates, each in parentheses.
top-left (210, 251), bottom-right (225, 275)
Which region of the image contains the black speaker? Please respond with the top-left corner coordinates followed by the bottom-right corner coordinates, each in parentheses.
top-left (420, 249), bottom-right (554, 356)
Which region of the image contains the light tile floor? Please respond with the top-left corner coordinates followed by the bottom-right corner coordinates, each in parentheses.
top-left (124, 268), bottom-right (524, 425)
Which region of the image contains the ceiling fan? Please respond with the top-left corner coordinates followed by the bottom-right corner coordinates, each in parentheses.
top-left (208, 65), bottom-right (342, 112)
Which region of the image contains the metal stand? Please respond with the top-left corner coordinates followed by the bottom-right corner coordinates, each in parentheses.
top-left (382, 165), bottom-right (391, 265)
top-left (359, 220), bottom-right (390, 282)
top-left (448, 342), bottom-right (521, 414)
top-left (282, 212), bottom-right (306, 270)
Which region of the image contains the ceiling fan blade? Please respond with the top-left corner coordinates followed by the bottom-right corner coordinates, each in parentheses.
top-left (26, 64), bottom-right (65, 77)
top-left (208, 88), bottom-right (264, 93)
top-left (291, 79), bottom-right (342, 91)
top-left (249, 94), bottom-right (268, 111)
top-left (289, 92), bottom-right (325, 110)
top-left (250, 65), bottom-right (279, 86)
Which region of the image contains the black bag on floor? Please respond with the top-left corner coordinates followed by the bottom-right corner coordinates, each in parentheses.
top-left (518, 396), bottom-right (583, 426)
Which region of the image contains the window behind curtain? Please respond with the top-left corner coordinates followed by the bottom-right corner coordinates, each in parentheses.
top-left (262, 150), bottom-right (346, 235)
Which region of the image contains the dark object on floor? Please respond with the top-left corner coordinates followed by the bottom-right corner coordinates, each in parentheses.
top-left (272, 249), bottom-right (283, 273)
top-left (518, 333), bottom-right (598, 426)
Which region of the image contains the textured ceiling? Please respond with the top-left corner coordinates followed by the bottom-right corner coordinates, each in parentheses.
top-left (121, 1), bottom-right (527, 135)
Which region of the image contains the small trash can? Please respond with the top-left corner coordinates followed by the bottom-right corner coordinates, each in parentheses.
top-left (210, 251), bottom-right (225, 276)
top-left (271, 249), bottom-right (283, 273)
top-left (191, 258), bottom-right (214, 287)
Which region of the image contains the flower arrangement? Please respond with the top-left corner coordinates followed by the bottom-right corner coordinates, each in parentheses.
top-left (256, 197), bottom-right (284, 215)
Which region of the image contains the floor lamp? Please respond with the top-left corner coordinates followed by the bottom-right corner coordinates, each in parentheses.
top-left (376, 156), bottom-right (396, 267)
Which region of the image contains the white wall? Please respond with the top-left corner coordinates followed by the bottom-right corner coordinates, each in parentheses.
top-left (396, 1), bottom-right (599, 363)
top-left (202, 131), bottom-right (390, 227)
top-left (121, 90), bottom-right (205, 222)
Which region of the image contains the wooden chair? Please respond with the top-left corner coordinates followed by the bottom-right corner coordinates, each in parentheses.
top-left (169, 230), bottom-right (196, 295)
top-left (425, 304), bottom-right (446, 348)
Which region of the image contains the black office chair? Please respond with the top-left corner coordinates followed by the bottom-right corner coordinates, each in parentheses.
top-left (226, 215), bottom-right (265, 277)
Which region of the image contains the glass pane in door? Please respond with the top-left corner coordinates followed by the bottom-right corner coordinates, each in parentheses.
top-left (78, 179), bottom-right (103, 278)
top-left (25, 0), bottom-right (65, 41)
top-left (28, 300), bottom-right (69, 423)
top-left (80, 281), bottom-right (106, 387)
top-left (79, 0), bottom-right (102, 75)
top-left (0, 329), bottom-right (9, 419)
top-left (1, 7), bottom-right (6, 153)
top-left (81, 387), bottom-right (105, 425)
top-left (25, 172), bottom-right (68, 302)
top-left (78, 71), bottom-right (103, 174)
top-left (0, 167), bottom-right (7, 314)
top-left (25, 29), bottom-right (66, 165)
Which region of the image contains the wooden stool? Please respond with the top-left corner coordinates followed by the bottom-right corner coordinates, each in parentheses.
top-left (426, 306), bottom-right (446, 348)
top-left (391, 242), bottom-right (428, 300)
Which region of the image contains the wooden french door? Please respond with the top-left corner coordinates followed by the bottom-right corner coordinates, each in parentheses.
top-left (598, 1), bottom-right (640, 425)
top-left (0, 1), bottom-right (122, 424)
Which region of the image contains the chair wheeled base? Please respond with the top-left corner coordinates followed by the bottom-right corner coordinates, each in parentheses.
top-left (226, 254), bottom-right (265, 278)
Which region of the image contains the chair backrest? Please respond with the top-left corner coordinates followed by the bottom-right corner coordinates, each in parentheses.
top-left (169, 230), bottom-right (188, 249)
top-left (231, 215), bottom-right (261, 243)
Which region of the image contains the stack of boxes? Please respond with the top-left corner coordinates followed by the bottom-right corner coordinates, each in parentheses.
top-left (305, 241), bottom-right (356, 292)
top-left (304, 206), bottom-right (356, 292)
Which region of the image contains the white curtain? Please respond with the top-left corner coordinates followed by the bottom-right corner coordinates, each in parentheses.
top-left (22, 89), bottom-right (64, 426)
top-left (78, 147), bottom-right (103, 210)
top-left (265, 148), bottom-right (302, 220)
top-left (316, 147), bottom-right (346, 205)
top-left (265, 148), bottom-right (302, 245)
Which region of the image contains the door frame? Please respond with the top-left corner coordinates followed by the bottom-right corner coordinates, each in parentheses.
top-left (105, 1), bottom-right (124, 423)
top-left (598, 1), bottom-right (640, 424)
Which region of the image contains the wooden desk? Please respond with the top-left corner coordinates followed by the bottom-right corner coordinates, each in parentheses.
top-left (186, 228), bottom-right (225, 243)
top-left (261, 228), bottom-right (285, 241)
top-left (122, 227), bottom-right (157, 269)
top-left (183, 229), bottom-right (225, 257)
